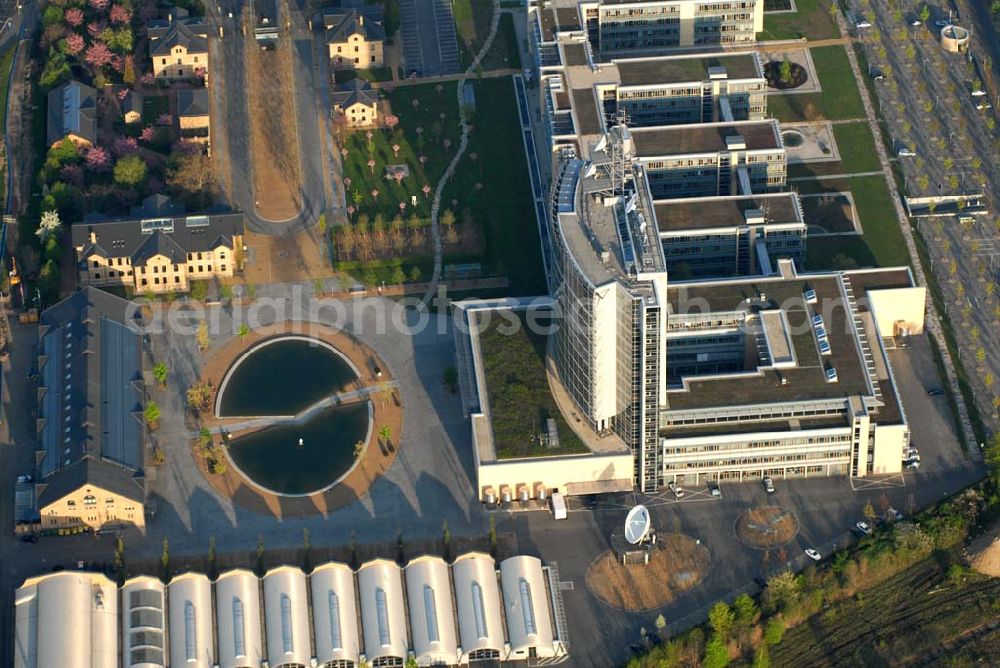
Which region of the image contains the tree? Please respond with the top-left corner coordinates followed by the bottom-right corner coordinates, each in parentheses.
top-left (198, 427), bottom-right (213, 452)
top-left (378, 424), bottom-right (392, 446)
top-left (40, 48), bottom-right (72, 90)
top-left (256, 534), bottom-right (266, 575)
top-left (919, 4), bottom-right (930, 23)
top-left (408, 266), bottom-right (422, 282)
top-left (238, 323), bottom-right (250, 341)
top-left (36, 210), bottom-right (61, 241)
top-left (167, 151), bottom-right (214, 204)
top-left (703, 637), bottom-right (730, 668)
top-left (144, 401), bottom-right (161, 428)
top-left (733, 593), bottom-right (759, 628)
top-left (984, 433), bottom-right (1000, 488)
top-left (152, 362), bottom-right (168, 387)
top-left (779, 58), bottom-right (792, 83)
top-left (84, 42), bottom-right (115, 68)
top-left (863, 499), bottom-right (877, 527)
top-left (763, 616), bottom-right (785, 645)
top-left (42, 5), bottom-right (63, 27)
top-left (708, 601), bottom-right (735, 640)
top-left (390, 266), bottom-right (406, 285)
top-left (114, 155), bottom-right (147, 186)
top-left (187, 383), bottom-right (213, 412)
top-left (160, 537), bottom-right (170, 579)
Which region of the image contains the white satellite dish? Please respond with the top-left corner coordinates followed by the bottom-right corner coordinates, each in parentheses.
top-left (624, 504), bottom-right (651, 545)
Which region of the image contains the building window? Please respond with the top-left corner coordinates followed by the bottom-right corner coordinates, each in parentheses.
top-left (220, 265), bottom-right (227, 272)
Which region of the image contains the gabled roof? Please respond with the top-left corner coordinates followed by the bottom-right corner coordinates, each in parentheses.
top-left (122, 90), bottom-right (143, 116)
top-left (37, 457), bottom-right (145, 507)
top-left (72, 196), bottom-right (245, 266)
top-left (325, 9), bottom-right (385, 44)
top-left (150, 20), bottom-right (208, 56)
top-left (331, 78), bottom-right (378, 108)
top-left (47, 80), bottom-right (97, 146)
top-left (176, 88), bottom-right (209, 117)
top-left (37, 287), bottom-right (145, 502)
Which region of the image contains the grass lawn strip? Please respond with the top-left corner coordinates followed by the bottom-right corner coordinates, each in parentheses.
top-left (798, 175), bottom-right (910, 269)
top-left (788, 121), bottom-right (881, 178)
top-left (478, 310), bottom-right (587, 458)
top-left (767, 46), bottom-right (865, 122)
top-left (760, 0), bottom-right (840, 41)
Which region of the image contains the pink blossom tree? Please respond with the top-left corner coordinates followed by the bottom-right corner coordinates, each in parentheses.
top-left (140, 73), bottom-right (155, 86)
top-left (65, 8), bottom-right (84, 26)
top-left (113, 136), bottom-right (139, 156)
top-left (116, 87), bottom-right (128, 100)
top-left (84, 42), bottom-right (114, 68)
top-left (84, 146), bottom-right (111, 171)
top-left (88, 0), bottom-right (110, 12)
top-left (384, 114), bottom-right (399, 131)
top-left (422, 184), bottom-right (431, 199)
top-left (139, 126), bottom-right (155, 142)
top-left (64, 33), bottom-right (85, 56)
top-left (111, 55), bottom-right (124, 73)
top-left (367, 158), bottom-right (376, 174)
top-left (86, 21), bottom-right (107, 38)
top-left (109, 4), bottom-right (132, 24)
top-left (371, 189), bottom-right (379, 201)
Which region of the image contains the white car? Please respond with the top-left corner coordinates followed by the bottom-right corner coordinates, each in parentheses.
top-left (805, 548), bottom-right (821, 561)
top-left (897, 147), bottom-right (916, 157)
top-left (906, 460), bottom-right (921, 470)
top-left (763, 476), bottom-right (775, 494)
top-left (855, 20), bottom-right (872, 29)
top-left (910, 19), bottom-right (922, 26)
top-left (668, 482), bottom-right (685, 499)
top-left (976, 102), bottom-right (993, 110)
top-left (971, 89), bottom-right (987, 97)
top-left (856, 521), bottom-right (872, 535)
top-left (905, 453), bottom-right (921, 462)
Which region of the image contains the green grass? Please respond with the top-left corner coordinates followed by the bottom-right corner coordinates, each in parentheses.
top-left (760, 0), bottom-right (840, 41)
top-left (772, 551), bottom-right (1000, 666)
top-left (454, 3), bottom-right (521, 71)
top-left (478, 310), bottom-right (588, 459)
top-left (342, 78), bottom-right (545, 295)
top-left (766, 46), bottom-right (865, 122)
top-left (788, 121), bottom-right (881, 178)
top-left (334, 67), bottom-right (396, 84)
top-left (0, 42), bottom-right (17, 212)
top-left (797, 175), bottom-right (910, 269)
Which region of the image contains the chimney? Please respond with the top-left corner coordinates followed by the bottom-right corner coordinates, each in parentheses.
top-left (89, 230), bottom-right (96, 244)
top-left (358, 15), bottom-right (364, 25)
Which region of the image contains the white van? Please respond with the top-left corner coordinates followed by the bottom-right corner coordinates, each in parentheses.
top-left (549, 492), bottom-right (567, 520)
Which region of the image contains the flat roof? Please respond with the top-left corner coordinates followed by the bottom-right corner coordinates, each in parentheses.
top-left (655, 193), bottom-right (804, 232)
top-left (571, 88), bottom-right (603, 136)
top-left (665, 275), bottom-right (871, 410)
top-left (631, 120), bottom-right (781, 156)
top-left (563, 42), bottom-right (590, 67)
top-left (615, 52), bottom-right (762, 86)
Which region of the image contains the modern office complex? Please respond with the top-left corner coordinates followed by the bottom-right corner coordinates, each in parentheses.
top-left (14, 553), bottom-right (570, 668)
top-left (450, 2), bottom-right (928, 497)
top-left (534, 0), bottom-right (764, 55)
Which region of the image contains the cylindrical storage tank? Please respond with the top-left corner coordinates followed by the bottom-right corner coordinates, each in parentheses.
top-left (500, 556), bottom-right (557, 660)
top-left (483, 487), bottom-right (496, 504)
top-left (518, 486), bottom-right (530, 503)
top-left (168, 573), bottom-right (215, 668)
top-left (451, 552), bottom-right (505, 662)
top-left (262, 566), bottom-right (312, 668)
top-left (500, 486), bottom-right (512, 503)
top-left (215, 570), bottom-right (264, 668)
top-left (121, 576), bottom-right (167, 667)
top-left (535, 484), bottom-right (547, 500)
top-left (310, 562), bottom-right (361, 666)
top-left (404, 556), bottom-right (459, 666)
top-left (358, 559), bottom-right (408, 664)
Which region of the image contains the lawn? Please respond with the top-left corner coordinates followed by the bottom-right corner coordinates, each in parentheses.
top-left (334, 67), bottom-right (396, 84)
top-left (0, 42), bottom-right (16, 212)
top-left (772, 550), bottom-right (1000, 666)
top-left (796, 175), bottom-right (911, 269)
top-left (766, 46), bottom-right (865, 122)
top-left (788, 121), bottom-right (881, 178)
top-left (760, 0), bottom-right (840, 41)
top-left (339, 78), bottom-right (545, 294)
top-left (453, 0), bottom-right (520, 70)
top-left (478, 310), bottom-right (588, 459)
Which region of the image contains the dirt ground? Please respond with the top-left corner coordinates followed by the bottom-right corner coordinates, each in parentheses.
top-left (585, 534), bottom-right (710, 612)
top-left (189, 323), bottom-right (402, 518)
top-left (736, 505), bottom-right (800, 549)
top-left (240, 228), bottom-right (334, 284)
top-left (969, 526), bottom-right (1000, 577)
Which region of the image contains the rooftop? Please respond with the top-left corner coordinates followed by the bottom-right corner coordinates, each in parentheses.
top-left (654, 192), bottom-right (804, 233)
top-left (614, 52), bottom-right (763, 86)
top-left (631, 120), bottom-right (782, 156)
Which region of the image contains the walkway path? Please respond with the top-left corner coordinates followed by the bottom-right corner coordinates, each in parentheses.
top-left (193, 381), bottom-right (399, 437)
top-left (421, 0), bottom-right (502, 303)
top-left (788, 170), bottom-right (884, 181)
top-left (832, 10), bottom-right (980, 455)
top-left (371, 67), bottom-right (519, 89)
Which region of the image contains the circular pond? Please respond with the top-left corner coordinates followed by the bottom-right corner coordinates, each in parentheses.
top-left (216, 336), bottom-right (371, 495)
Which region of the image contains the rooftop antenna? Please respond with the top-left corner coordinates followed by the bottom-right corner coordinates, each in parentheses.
top-left (609, 108), bottom-right (629, 196)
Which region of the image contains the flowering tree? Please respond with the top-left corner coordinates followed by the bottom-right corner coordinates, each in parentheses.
top-left (111, 55), bottom-right (124, 73)
top-left (140, 73), bottom-right (155, 86)
top-left (84, 42), bottom-right (114, 68)
top-left (109, 4), bottom-right (132, 24)
top-left (87, 21), bottom-right (107, 38)
top-left (393, 171), bottom-right (404, 185)
top-left (65, 8), bottom-right (84, 26)
top-left (36, 210), bottom-right (61, 241)
top-left (391, 143), bottom-right (400, 157)
top-left (88, 0), bottom-right (110, 12)
top-left (64, 33), bottom-right (85, 55)
top-left (84, 146), bottom-right (111, 171)
top-left (422, 184), bottom-right (431, 199)
top-left (113, 136), bottom-right (139, 156)
top-left (367, 158), bottom-right (376, 174)
top-left (139, 126), bottom-right (155, 142)
top-left (384, 114), bottom-right (399, 131)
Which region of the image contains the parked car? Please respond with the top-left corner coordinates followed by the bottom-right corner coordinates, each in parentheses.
top-left (16, 474), bottom-right (32, 484)
top-left (763, 476), bottom-right (775, 494)
top-left (905, 453), bottom-right (921, 462)
top-left (905, 460), bottom-right (921, 470)
top-left (804, 548), bottom-right (821, 561)
top-left (668, 482), bottom-right (685, 499)
top-left (856, 521), bottom-right (872, 535)
top-left (855, 20), bottom-right (872, 29)
top-left (897, 147), bottom-right (916, 157)
top-left (927, 388), bottom-right (944, 396)
top-left (708, 482), bottom-right (721, 497)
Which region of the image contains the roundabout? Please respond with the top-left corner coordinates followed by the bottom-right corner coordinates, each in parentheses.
top-left (190, 323), bottom-right (403, 517)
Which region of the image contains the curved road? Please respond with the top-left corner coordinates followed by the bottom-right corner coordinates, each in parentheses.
top-left (208, 0), bottom-right (340, 236)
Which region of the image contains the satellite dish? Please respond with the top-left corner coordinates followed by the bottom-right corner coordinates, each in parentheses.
top-left (625, 504), bottom-right (651, 545)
